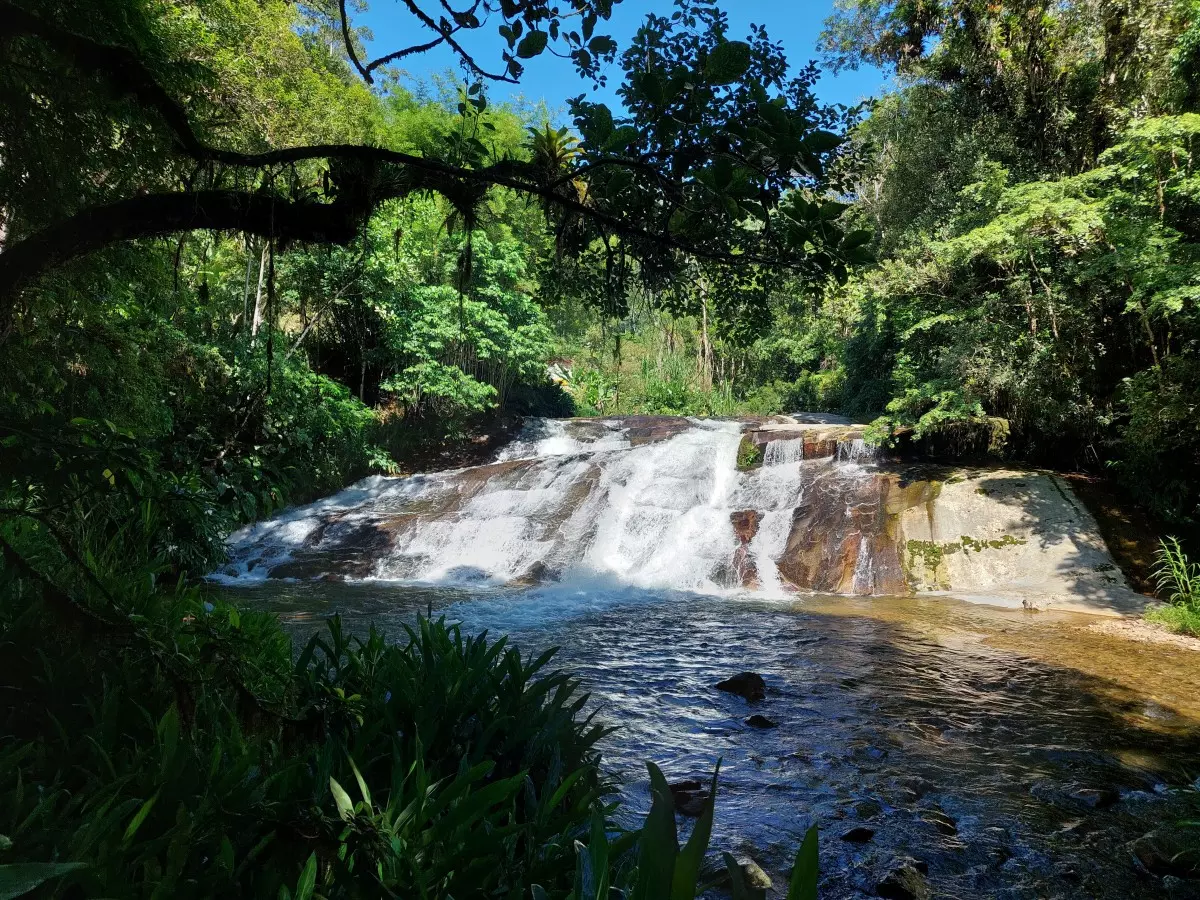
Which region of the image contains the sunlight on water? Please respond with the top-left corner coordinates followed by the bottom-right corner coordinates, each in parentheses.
top-left (215, 578), bottom-right (1200, 900)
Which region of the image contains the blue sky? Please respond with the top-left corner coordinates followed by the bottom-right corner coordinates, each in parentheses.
top-left (358, 1), bottom-right (888, 117)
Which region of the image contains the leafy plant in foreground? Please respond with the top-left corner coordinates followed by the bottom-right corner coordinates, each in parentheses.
top-left (538, 761), bottom-right (820, 900)
top-left (1147, 537), bottom-right (1200, 636)
top-left (1154, 537), bottom-right (1200, 608)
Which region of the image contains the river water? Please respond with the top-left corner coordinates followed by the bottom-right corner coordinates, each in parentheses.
top-left (212, 417), bottom-right (1200, 898)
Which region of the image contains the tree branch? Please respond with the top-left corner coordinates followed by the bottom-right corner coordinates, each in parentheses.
top-left (338, 0), bottom-right (370, 81)
top-left (0, 5), bottom-right (808, 300)
top-left (396, 0), bottom-right (517, 83)
top-left (337, 0), bottom-right (453, 84)
top-left (0, 192), bottom-right (363, 299)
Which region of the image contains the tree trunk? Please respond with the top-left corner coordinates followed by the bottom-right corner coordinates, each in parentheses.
top-left (250, 242), bottom-right (268, 339)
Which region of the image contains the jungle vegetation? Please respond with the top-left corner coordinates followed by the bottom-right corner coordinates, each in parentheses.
top-left (3, 0), bottom-right (1200, 894)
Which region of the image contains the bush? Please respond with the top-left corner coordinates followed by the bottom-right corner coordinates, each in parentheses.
top-left (1146, 603), bottom-right (1200, 637)
top-left (2, 420), bottom-right (608, 897)
top-left (743, 372), bottom-right (845, 416)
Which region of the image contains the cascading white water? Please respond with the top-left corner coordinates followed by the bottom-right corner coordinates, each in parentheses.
top-left (215, 417), bottom-right (883, 596)
top-left (763, 437), bottom-right (805, 466)
top-left (837, 437), bottom-right (876, 465)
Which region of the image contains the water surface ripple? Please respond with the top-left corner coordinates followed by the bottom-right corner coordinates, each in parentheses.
top-left (218, 581), bottom-right (1200, 899)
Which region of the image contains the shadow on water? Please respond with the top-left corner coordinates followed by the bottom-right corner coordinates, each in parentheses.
top-left (215, 581), bottom-right (1200, 899)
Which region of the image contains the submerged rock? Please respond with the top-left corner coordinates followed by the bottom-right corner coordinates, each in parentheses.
top-left (841, 826), bottom-right (876, 843)
top-left (1031, 780), bottom-right (1120, 812)
top-left (1130, 827), bottom-right (1200, 878)
top-left (668, 779), bottom-right (709, 817)
top-left (856, 799), bottom-right (885, 819)
top-left (922, 808), bottom-right (958, 836)
top-left (509, 560), bottom-right (560, 587)
top-left (716, 672), bottom-right (766, 703)
top-left (744, 714), bottom-right (778, 729)
top-left (876, 860), bottom-right (931, 900)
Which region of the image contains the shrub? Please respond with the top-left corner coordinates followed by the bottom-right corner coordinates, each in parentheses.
top-left (1153, 537), bottom-right (1200, 608)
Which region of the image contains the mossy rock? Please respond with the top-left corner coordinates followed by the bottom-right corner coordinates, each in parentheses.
top-left (736, 435), bottom-right (763, 471)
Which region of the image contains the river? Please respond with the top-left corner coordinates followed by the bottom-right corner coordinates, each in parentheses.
top-left (212, 416), bottom-right (1200, 898)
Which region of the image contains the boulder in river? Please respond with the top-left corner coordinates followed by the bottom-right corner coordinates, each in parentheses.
top-left (876, 859), bottom-right (931, 900)
top-left (735, 857), bottom-right (773, 891)
top-left (716, 672), bottom-right (766, 702)
top-left (744, 714), bottom-right (778, 729)
top-left (841, 826), bottom-right (876, 843)
top-left (668, 779), bottom-right (710, 817)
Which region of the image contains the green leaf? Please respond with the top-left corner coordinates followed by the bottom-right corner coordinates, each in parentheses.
top-left (803, 130), bottom-right (842, 153)
top-left (0, 863), bottom-right (86, 900)
top-left (517, 30), bottom-right (549, 58)
top-left (605, 126), bottom-right (640, 152)
top-left (785, 824), bottom-right (819, 900)
top-left (294, 852), bottom-right (317, 900)
top-left (583, 811), bottom-right (610, 900)
top-left (123, 791), bottom-right (159, 844)
top-left (347, 754), bottom-right (372, 808)
top-left (330, 776), bottom-right (354, 821)
top-left (158, 705), bottom-right (179, 777)
top-left (584, 104), bottom-right (614, 143)
top-left (671, 761), bottom-right (719, 900)
top-left (632, 763), bottom-right (678, 900)
top-left (705, 41), bottom-right (752, 85)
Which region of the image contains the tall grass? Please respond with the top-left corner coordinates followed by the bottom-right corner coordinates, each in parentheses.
top-left (1146, 537), bottom-right (1200, 636)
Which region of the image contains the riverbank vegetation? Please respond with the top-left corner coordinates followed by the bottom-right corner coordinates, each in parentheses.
top-left (4, 0), bottom-right (1200, 892)
top-left (1147, 537), bottom-right (1200, 634)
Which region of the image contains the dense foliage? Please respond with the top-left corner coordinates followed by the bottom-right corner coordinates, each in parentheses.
top-left (821, 0), bottom-right (1200, 523)
top-left (557, 0), bottom-right (1200, 529)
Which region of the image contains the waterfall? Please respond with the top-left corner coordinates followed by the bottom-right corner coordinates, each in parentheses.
top-left (216, 416), bottom-right (894, 596)
top-left (837, 437), bottom-right (876, 465)
top-left (763, 437), bottom-right (805, 466)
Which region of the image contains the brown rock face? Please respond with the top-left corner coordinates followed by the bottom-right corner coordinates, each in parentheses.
top-left (739, 424), bottom-right (875, 463)
top-left (615, 415), bottom-right (693, 447)
top-left (774, 470), bottom-right (936, 595)
top-left (729, 509), bottom-right (761, 588)
top-left (730, 509), bottom-right (761, 543)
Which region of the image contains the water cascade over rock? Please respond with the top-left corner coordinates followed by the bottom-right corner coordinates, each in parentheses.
top-left (217, 416), bottom-right (1143, 614)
